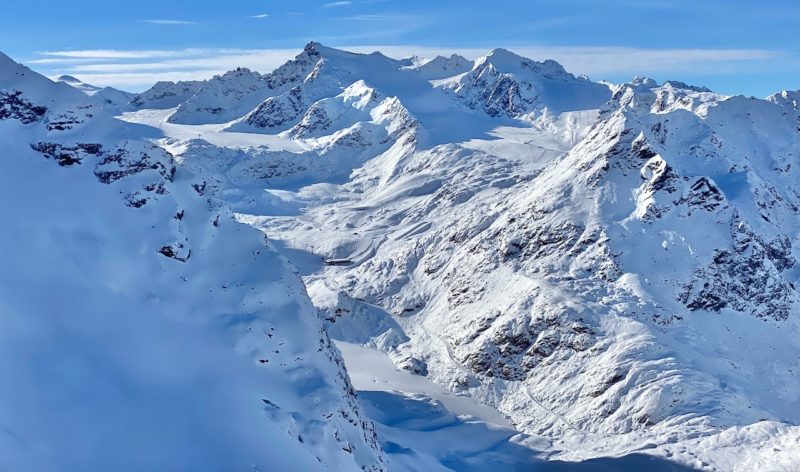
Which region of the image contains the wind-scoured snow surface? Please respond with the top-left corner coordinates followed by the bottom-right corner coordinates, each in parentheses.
top-left (0, 51), bottom-right (386, 472)
top-left (4, 41), bottom-right (800, 471)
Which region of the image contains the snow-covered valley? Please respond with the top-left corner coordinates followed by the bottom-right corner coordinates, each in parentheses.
top-left (2, 42), bottom-right (800, 471)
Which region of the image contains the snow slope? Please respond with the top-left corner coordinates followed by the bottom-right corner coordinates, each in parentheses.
top-left (438, 48), bottom-right (611, 120)
top-left (56, 74), bottom-right (103, 94)
top-left (130, 79), bottom-right (205, 110)
top-left (0, 51), bottom-right (385, 472)
top-left (339, 342), bottom-right (700, 472)
top-left (56, 74), bottom-right (137, 113)
top-left (401, 54), bottom-right (473, 80)
top-left (168, 68), bottom-right (271, 125)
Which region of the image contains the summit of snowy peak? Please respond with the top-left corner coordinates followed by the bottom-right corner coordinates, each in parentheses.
top-left (399, 55), bottom-right (425, 67)
top-left (404, 53), bottom-right (473, 80)
top-left (233, 44), bottom-right (432, 135)
top-left (663, 80), bottom-right (712, 93)
top-left (303, 41), bottom-right (327, 55)
top-left (1, 51), bottom-right (91, 123)
top-left (476, 48), bottom-right (571, 81)
top-left (443, 48), bottom-right (611, 118)
top-left (302, 41), bottom-right (360, 61)
top-left (630, 76), bottom-right (659, 88)
top-left (131, 79), bottom-right (204, 109)
top-left (0, 52), bottom-right (83, 98)
top-left (611, 77), bottom-right (727, 114)
top-left (57, 75), bottom-right (103, 95)
top-left (261, 42), bottom-right (360, 94)
top-left (282, 79), bottom-right (416, 145)
top-left (166, 67), bottom-right (269, 124)
top-left (768, 89), bottom-right (800, 109)
top-left (90, 86), bottom-right (135, 113)
top-left (480, 47), bottom-right (526, 64)
top-left (56, 75), bottom-right (81, 83)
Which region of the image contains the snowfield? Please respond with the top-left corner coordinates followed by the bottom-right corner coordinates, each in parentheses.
top-left (3, 41), bottom-right (800, 471)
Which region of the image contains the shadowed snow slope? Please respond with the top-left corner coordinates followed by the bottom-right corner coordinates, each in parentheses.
top-left (0, 51), bottom-right (385, 472)
top-left (340, 342), bottom-right (696, 472)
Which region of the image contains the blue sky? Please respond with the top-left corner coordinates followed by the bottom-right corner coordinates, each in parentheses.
top-left (2, 0), bottom-right (798, 96)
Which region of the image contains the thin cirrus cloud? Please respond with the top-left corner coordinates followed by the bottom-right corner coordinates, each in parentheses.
top-left (33, 49), bottom-right (214, 59)
top-left (336, 14), bottom-right (418, 21)
top-left (324, 1), bottom-right (353, 7)
top-left (29, 44), bottom-right (786, 92)
top-left (141, 19), bottom-right (196, 25)
top-left (250, 14), bottom-right (269, 19)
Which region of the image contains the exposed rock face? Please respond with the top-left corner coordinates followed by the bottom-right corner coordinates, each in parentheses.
top-left (167, 68), bottom-right (270, 124)
top-left (130, 80), bottom-right (204, 109)
top-left (680, 217), bottom-right (797, 320)
top-left (443, 48), bottom-right (612, 119)
top-left (0, 89), bottom-right (47, 123)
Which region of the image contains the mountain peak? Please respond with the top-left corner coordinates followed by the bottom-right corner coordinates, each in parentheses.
top-left (768, 89), bottom-right (800, 109)
top-left (663, 80), bottom-right (712, 93)
top-left (0, 50), bottom-right (88, 104)
top-left (630, 76), bottom-right (659, 87)
top-left (404, 53), bottom-right (473, 79)
top-left (303, 41), bottom-right (324, 54)
top-left (303, 41), bottom-right (353, 59)
top-left (480, 47), bottom-right (525, 66)
top-left (476, 48), bottom-right (569, 81)
top-left (56, 74), bottom-right (103, 94)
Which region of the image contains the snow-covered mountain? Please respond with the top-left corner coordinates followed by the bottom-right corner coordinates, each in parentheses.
top-left (168, 67), bottom-right (271, 124)
top-left (437, 48), bottom-right (611, 120)
top-left (56, 74), bottom-right (137, 113)
top-left (56, 74), bottom-right (103, 94)
top-left (401, 53), bottom-right (473, 80)
top-left (130, 79), bottom-right (205, 110)
top-left (0, 51), bottom-right (385, 472)
top-left (6, 41), bottom-right (800, 471)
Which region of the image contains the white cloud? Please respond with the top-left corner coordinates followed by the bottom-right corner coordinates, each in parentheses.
top-left (35, 49), bottom-right (220, 59)
top-left (336, 14), bottom-right (417, 21)
top-left (324, 1), bottom-right (353, 7)
top-left (250, 14), bottom-right (269, 19)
